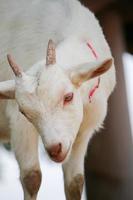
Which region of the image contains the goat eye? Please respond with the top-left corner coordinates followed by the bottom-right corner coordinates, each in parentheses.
top-left (64, 92), bottom-right (74, 104)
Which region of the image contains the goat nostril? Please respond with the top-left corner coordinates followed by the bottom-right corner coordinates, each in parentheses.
top-left (48, 143), bottom-right (62, 157)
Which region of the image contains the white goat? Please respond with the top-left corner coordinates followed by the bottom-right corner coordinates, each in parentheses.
top-left (0, 0), bottom-right (116, 199)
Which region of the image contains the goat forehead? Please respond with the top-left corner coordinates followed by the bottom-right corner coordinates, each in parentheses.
top-left (39, 65), bottom-right (68, 85)
top-left (37, 70), bottom-right (73, 108)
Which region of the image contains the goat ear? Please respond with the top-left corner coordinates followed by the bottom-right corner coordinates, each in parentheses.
top-left (0, 80), bottom-right (15, 99)
top-left (70, 58), bottom-right (113, 87)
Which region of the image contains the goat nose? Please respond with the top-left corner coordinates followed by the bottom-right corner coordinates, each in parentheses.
top-left (47, 143), bottom-right (62, 161)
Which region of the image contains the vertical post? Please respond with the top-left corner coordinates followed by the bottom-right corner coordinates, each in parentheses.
top-left (85, 9), bottom-right (133, 200)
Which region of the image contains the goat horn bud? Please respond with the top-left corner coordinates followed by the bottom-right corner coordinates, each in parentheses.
top-left (7, 54), bottom-right (23, 77)
top-left (46, 39), bottom-right (56, 66)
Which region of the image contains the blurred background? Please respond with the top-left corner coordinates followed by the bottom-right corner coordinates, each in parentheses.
top-left (0, 0), bottom-right (133, 199)
top-left (80, 0), bottom-right (133, 200)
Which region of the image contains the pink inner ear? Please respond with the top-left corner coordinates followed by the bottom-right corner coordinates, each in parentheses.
top-left (0, 91), bottom-right (15, 99)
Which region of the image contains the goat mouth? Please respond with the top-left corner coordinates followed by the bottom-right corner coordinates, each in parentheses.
top-left (48, 146), bottom-right (71, 163)
top-left (50, 150), bottom-right (69, 163)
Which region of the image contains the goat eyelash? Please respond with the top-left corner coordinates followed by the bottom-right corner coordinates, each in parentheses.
top-left (63, 92), bottom-right (74, 105)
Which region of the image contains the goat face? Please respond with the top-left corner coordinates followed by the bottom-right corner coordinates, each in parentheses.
top-left (0, 40), bottom-right (112, 162)
top-left (36, 62), bottom-right (84, 162)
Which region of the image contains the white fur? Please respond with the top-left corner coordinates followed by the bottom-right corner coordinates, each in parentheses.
top-left (0, 0), bottom-right (116, 199)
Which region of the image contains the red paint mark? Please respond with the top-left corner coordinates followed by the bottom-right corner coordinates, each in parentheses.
top-left (86, 41), bottom-right (100, 102)
top-left (87, 42), bottom-right (98, 59)
top-left (89, 77), bottom-right (100, 103)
